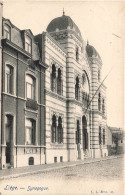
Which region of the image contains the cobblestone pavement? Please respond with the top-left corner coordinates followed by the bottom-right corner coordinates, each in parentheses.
top-left (0, 157), bottom-right (124, 195)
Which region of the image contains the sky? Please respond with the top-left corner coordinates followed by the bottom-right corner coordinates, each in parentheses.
top-left (2, 1), bottom-right (125, 129)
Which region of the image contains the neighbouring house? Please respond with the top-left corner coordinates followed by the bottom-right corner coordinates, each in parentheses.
top-left (107, 126), bottom-right (124, 155)
top-left (0, 3), bottom-right (48, 169)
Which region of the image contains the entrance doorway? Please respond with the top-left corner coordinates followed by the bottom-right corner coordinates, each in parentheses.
top-left (5, 115), bottom-right (13, 164)
top-left (82, 116), bottom-right (88, 150)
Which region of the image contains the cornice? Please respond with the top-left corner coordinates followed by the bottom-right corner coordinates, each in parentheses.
top-left (45, 89), bottom-right (66, 102)
top-left (49, 29), bottom-right (83, 44)
top-left (2, 39), bottom-right (31, 58)
top-left (92, 110), bottom-right (107, 119)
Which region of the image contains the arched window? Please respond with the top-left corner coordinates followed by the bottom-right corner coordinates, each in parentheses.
top-left (82, 116), bottom-right (88, 150)
top-left (98, 69), bottom-right (100, 81)
top-left (5, 65), bottom-right (13, 94)
top-left (103, 129), bottom-right (105, 145)
top-left (82, 72), bottom-right (90, 94)
top-left (51, 64), bottom-right (56, 92)
top-left (75, 76), bottom-right (80, 100)
top-left (98, 93), bottom-right (101, 111)
top-left (58, 117), bottom-right (63, 143)
top-left (26, 74), bottom-right (35, 100)
top-left (76, 120), bottom-right (80, 144)
top-left (25, 118), bottom-right (36, 145)
top-left (51, 115), bottom-right (57, 143)
top-left (102, 99), bottom-right (105, 115)
top-left (76, 47), bottom-right (79, 61)
top-left (57, 68), bottom-right (62, 95)
top-left (99, 126), bottom-right (101, 145)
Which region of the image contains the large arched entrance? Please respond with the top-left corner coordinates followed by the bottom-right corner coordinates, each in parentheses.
top-left (82, 116), bottom-right (88, 151)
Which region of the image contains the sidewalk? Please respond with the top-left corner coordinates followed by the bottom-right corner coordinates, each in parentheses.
top-left (0, 155), bottom-right (123, 180)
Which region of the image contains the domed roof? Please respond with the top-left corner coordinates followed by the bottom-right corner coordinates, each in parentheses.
top-left (46, 14), bottom-right (82, 38)
top-left (86, 42), bottom-right (101, 60)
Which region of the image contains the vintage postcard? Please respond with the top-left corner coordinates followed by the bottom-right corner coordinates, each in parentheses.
top-left (0, 1), bottom-right (124, 195)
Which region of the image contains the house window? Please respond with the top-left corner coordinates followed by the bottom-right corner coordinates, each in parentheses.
top-left (103, 129), bottom-right (105, 145)
top-left (76, 47), bottom-right (79, 61)
top-left (51, 115), bottom-right (57, 143)
top-left (57, 68), bottom-right (62, 95)
top-left (25, 36), bottom-right (32, 53)
top-left (98, 93), bottom-right (101, 111)
top-left (5, 65), bottom-right (13, 94)
top-left (75, 76), bottom-right (80, 100)
top-left (51, 64), bottom-right (56, 92)
top-left (25, 119), bottom-right (36, 145)
top-left (58, 117), bottom-right (63, 143)
top-left (99, 126), bottom-right (101, 145)
top-left (76, 120), bottom-right (80, 144)
top-left (26, 75), bottom-right (35, 100)
top-left (4, 24), bottom-right (10, 40)
top-left (102, 99), bottom-right (105, 115)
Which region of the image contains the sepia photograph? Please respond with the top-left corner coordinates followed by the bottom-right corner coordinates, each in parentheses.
top-left (0, 0), bottom-right (124, 194)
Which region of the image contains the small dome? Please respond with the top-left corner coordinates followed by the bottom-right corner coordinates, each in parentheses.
top-left (86, 43), bottom-right (101, 60)
top-left (46, 14), bottom-right (82, 38)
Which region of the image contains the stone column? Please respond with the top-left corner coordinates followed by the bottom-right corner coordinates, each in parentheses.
top-left (91, 61), bottom-right (101, 158)
top-left (66, 37), bottom-right (77, 161)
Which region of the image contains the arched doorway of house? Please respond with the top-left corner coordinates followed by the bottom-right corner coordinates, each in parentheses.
top-left (5, 114), bottom-right (13, 164)
top-left (82, 116), bottom-right (88, 151)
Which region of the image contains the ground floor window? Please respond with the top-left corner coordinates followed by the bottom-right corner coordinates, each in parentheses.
top-left (76, 120), bottom-right (80, 144)
top-left (103, 129), bottom-right (105, 145)
top-left (51, 115), bottom-right (63, 143)
top-left (25, 118), bottom-right (36, 145)
top-left (99, 126), bottom-right (101, 145)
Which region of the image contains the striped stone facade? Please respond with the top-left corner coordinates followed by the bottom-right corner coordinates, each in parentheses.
top-left (36, 14), bottom-right (108, 163)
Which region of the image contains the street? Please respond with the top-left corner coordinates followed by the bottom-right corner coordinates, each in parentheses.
top-left (0, 157), bottom-right (124, 195)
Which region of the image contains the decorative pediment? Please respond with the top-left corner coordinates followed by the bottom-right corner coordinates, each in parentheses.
top-left (24, 29), bottom-right (33, 37)
top-left (3, 18), bottom-right (14, 28)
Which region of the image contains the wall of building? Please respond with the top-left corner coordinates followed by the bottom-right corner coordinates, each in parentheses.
top-left (1, 20), bottom-right (47, 169)
top-left (41, 33), bottom-right (68, 163)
